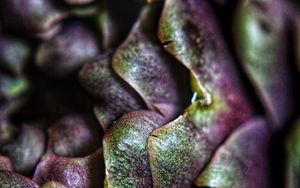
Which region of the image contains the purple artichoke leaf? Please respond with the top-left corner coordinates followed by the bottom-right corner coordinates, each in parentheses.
top-left (79, 53), bottom-right (145, 130)
top-left (113, 4), bottom-right (189, 122)
top-left (0, 156), bottom-right (13, 171)
top-left (194, 117), bottom-right (271, 188)
top-left (36, 21), bottom-right (101, 77)
top-left (33, 148), bottom-right (104, 188)
top-left (147, 0), bottom-right (256, 186)
top-left (233, 0), bottom-right (296, 127)
top-left (46, 114), bottom-right (102, 157)
top-left (0, 0), bottom-right (68, 37)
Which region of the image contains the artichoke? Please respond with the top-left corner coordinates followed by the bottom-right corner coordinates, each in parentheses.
top-left (0, 0), bottom-right (299, 188)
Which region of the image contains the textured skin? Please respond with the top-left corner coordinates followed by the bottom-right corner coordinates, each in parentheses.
top-left (0, 156), bottom-right (13, 171)
top-left (36, 22), bottom-right (100, 76)
top-left (0, 170), bottom-right (39, 188)
top-left (79, 53), bottom-right (145, 130)
top-left (147, 0), bottom-right (255, 187)
top-left (148, 114), bottom-right (207, 188)
top-left (47, 115), bottom-right (101, 157)
top-left (103, 110), bottom-right (165, 188)
top-left (33, 149), bottom-right (104, 188)
top-left (286, 119), bottom-right (300, 188)
top-left (2, 124), bottom-right (45, 175)
top-left (194, 117), bottom-right (270, 188)
top-left (0, 35), bottom-right (31, 75)
top-left (0, 0), bottom-right (67, 35)
top-left (113, 5), bottom-right (185, 121)
top-left (233, 0), bottom-right (296, 126)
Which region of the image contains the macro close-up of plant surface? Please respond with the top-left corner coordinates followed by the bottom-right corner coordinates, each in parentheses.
top-left (0, 0), bottom-right (299, 187)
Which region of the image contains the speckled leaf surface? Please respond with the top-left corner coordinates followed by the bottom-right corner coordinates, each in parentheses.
top-left (233, 0), bottom-right (296, 126)
top-left (79, 53), bottom-right (145, 130)
top-left (103, 110), bottom-right (165, 188)
top-left (0, 170), bottom-right (39, 188)
top-left (148, 94), bottom-right (253, 187)
top-left (147, 0), bottom-right (255, 186)
top-left (33, 149), bottom-right (104, 188)
top-left (113, 5), bottom-right (185, 121)
top-left (194, 117), bottom-right (271, 188)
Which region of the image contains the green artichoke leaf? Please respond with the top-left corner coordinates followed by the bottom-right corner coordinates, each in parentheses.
top-left (103, 110), bottom-right (166, 188)
top-left (285, 118), bottom-right (300, 188)
top-left (0, 75), bottom-right (29, 101)
top-left (148, 0), bottom-right (255, 187)
top-left (194, 117), bottom-right (271, 188)
top-left (79, 53), bottom-right (145, 130)
top-left (0, 170), bottom-right (39, 188)
top-left (233, 0), bottom-right (296, 126)
top-left (148, 92), bottom-right (253, 187)
top-left (33, 148), bottom-right (104, 188)
top-left (113, 4), bottom-right (187, 121)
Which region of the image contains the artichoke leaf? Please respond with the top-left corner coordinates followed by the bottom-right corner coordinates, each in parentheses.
top-left (233, 0), bottom-right (296, 126)
top-left (194, 117), bottom-right (271, 188)
top-left (33, 148), bottom-right (104, 188)
top-left (113, 4), bottom-right (187, 121)
top-left (79, 53), bottom-right (145, 130)
top-left (103, 110), bottom-right (166, 188)
top-left (148, 0), bottom-right (255, 187)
